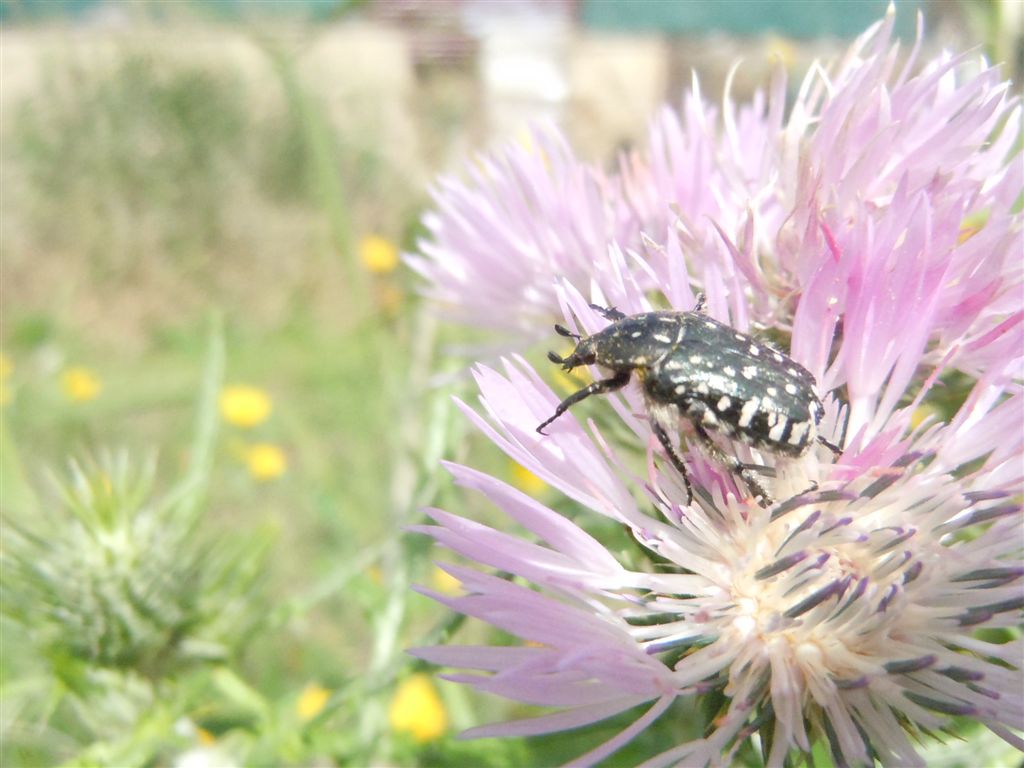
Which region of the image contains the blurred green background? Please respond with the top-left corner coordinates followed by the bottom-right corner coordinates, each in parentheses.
top-left (1, 1), bottom-right (1018, 766)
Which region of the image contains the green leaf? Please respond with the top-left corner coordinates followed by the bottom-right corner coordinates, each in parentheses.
top-left (179, 313), bottom-right (224, 522)
top-left (211, 668), bottom-right (270, 721)
top-left (0, 416), bottom-right (38, 515)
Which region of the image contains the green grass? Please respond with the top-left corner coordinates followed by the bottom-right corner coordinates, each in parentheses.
top-left (0, 18), bottom-right (589, 762)
top-left (0, 26), bottom-right (518, 767)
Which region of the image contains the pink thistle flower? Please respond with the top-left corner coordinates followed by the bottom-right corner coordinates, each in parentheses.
top-left (411, 10), bottom-right (1023, 767)
top-left (406, 129), bottom-right (644, 334)
top-left (412, 13), bottom-right (1021, 370)
top-left (414, 359), bottom-right (1022, 766)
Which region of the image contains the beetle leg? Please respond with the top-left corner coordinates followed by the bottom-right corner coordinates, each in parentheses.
top-left (690, 421), bottom-right (773, 507)
top-left (817, 436), bottom-right (842, 456)
top-left (693, 293), bottom-right (707, 313)
top-left (650, 419), bottom-right (693, 505)
top-left (740, 462), bottom-right (777, 478)
top-left (588, 303), bottom-right (627, 321)
top-left (536, 371), bottom-right (631, 435)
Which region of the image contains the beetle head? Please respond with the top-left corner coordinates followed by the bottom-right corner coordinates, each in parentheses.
top-left (547, 324), bottom-right (596, 370)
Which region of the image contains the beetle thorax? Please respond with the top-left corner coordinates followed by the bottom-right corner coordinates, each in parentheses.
top-left (591, 313), bottom-right (686, 370)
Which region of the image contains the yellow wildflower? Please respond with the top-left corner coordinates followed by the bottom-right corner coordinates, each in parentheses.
top-left (510, 461), bottom-right (547, 495)
top-left (61, 367), bottom-right (102, 402)
top-left (220, 385), bottom-right (272, 428)
top-left (360, 234), bottom-right (399, 274)
top-left (196, 727), bottom-right (217, 746)
top-left (297, 682), bottom-right (331, 721)
top-left (551, 363), bottom-right (590, 395)
top-left (430, 566), bottom-right (462, 596)
top-left (389, 674), bottom-right (447, 743)
top-left (244, 443), bottom-right (286, 481)
top-left (765, 34), bottom-right (797, 69)
top-left (910, 403), bottom-right (941, 431)
top-left (0, 356), bottom-right (10, 406)
top-left (366, 564), bottom-right (384, 585)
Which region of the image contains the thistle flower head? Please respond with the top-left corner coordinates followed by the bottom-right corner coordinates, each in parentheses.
top-left (414, 361), bottom-right (1021, 766)
top-left (411, 10), bottom-right (1023, 766)
top-left (406, 129), bottom-right (644, 333)
top-left (2, 451), bottom-right (264, 677)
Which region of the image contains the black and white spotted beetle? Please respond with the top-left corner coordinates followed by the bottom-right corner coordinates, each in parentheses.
top-left (536, 295), bottom-right (840, 504)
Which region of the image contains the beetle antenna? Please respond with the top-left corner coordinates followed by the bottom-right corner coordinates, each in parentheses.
top-left (554, 324), bottom-right (580, 340)
top-left (547, 351), bottom-right (565, 364)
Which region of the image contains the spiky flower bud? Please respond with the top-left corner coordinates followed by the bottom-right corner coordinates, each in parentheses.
top-left (3, 451), bottom-right (262, 678)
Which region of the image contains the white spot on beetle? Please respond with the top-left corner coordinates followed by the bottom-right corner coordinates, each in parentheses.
top-left (659, 316), bottom-right (676, 323)
top-left (785, 383), bottom-right (798, 395)
top-left (738, 397), bottom-right (760, 427)
top-left (787, 367), bottom-right (799, 376)
top-left (773, 353), bottom-right (784, 363)
top-left (702, 410), bottom-right (719, 426)
top-left (653, 333), bottom-right (672, 343)
top-left (663, 359), bottom-right (685, 370)
top-left (769, 416), bottom-right (789, 442)
top-left (704, 321), bottom-right (716, 329)
top-left (749, 345), bottom-right (760, 356)
top-left (696, 383), bottom-right (710, 395)
top-left (675, 384), bottom-right (687, 395)
top-left (766, 387), bottom-right (778, 397)
top-left (631, 331), bottom-right (642, 338)
top-left (647, 401), bottom-right (681, 429)
top-left (717, 395), bottom-right (731, 412)
top-left (734, 333), bottom-right (745, 341)
top-left (788, 420), bottom-right (811, 446)
top-left (689, 355), bottom-right (702, 364)
top-left (723, 366), bottom-right (736, 377)
top-left (742, 366), bottom-right (757, 379)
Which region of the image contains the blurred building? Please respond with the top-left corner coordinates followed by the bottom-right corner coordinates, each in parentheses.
top-left (3, 0), bottom-right (1009, 162)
